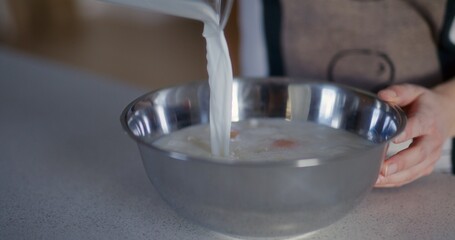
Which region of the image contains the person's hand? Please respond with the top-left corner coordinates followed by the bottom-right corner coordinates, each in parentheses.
top-left (375, 83), bottom-right (454, 187)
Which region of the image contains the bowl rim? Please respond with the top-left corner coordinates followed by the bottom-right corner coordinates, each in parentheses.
top-left (120, 77), bottom-right (407, 168)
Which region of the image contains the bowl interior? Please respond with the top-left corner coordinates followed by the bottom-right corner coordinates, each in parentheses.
top-left (122, 77), bottom-right (405, 147)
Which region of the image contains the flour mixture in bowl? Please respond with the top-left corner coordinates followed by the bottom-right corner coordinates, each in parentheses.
top-left (152, 118), bottom-right (375, 162)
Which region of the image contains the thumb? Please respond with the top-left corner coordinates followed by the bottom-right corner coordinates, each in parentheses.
top-left (378, 84), bottom-right (425, 106)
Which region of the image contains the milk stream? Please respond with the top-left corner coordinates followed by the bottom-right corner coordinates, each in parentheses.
top-left (204, 28), bottom-right (233, 157)
top-left (103, 0), bottom-right (233, 156)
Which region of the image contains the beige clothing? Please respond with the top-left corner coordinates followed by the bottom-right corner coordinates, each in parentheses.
top-left (282, 0), bottom-right (447, 91)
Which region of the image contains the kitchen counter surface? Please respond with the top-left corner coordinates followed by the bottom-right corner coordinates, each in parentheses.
top-left (1, 47), bottom-right (454, 240)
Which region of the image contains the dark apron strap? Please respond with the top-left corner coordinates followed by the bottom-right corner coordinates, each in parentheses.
top-left (262, 0), bottom-right (284, 76)
top-left (439, 0), bottom-right (455, 174)
top-left (439, 0), bottom-right (455, 80)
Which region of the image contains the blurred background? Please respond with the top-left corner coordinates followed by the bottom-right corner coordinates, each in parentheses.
top-left (0, 0), bottom-right (239, 89)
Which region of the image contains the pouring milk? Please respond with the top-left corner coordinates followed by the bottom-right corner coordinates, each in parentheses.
top-left (104, 0), bottom-right (234, 156)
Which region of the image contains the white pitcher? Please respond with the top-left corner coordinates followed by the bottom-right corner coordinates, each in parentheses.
top-left (102, 0), bottom-right (233, 31)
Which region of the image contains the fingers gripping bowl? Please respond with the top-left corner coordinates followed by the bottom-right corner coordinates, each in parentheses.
top-left (121, 78), bottom-right (406, 238)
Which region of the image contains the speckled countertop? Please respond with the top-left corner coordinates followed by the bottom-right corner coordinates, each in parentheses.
top-left (1, 47), bottom-right (454, 240)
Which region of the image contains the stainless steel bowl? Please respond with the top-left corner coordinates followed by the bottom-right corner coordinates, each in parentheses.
top-left (121, 77), bottom-right (406, 239)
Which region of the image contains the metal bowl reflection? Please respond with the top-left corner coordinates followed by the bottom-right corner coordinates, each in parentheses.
top-left (121, 77), bottom-right (406, 238)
